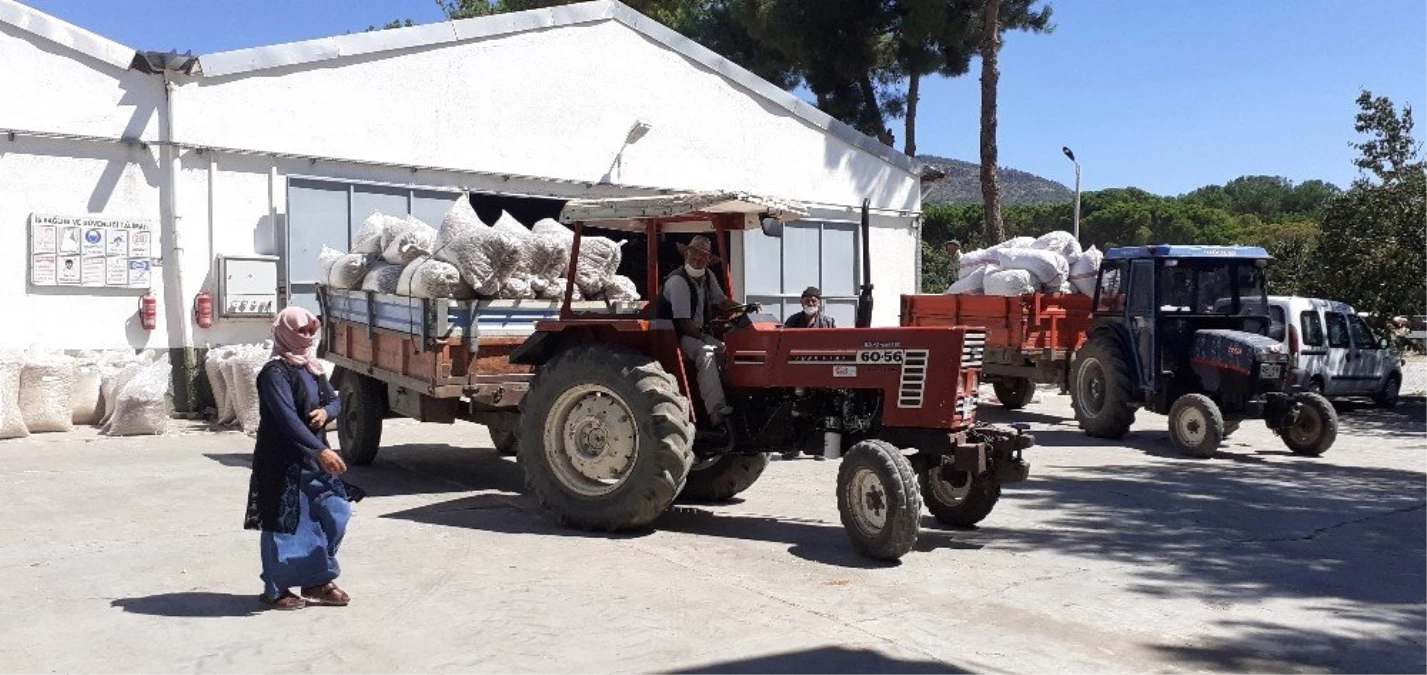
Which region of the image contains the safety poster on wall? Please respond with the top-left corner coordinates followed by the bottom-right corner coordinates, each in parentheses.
top-left (28, 214), bottom-right (156, 289)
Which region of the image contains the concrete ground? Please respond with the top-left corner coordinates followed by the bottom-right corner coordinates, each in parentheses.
top-left (0, 392), bottom-right (1422, 674)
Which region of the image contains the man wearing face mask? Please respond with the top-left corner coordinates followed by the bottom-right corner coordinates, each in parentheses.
top-left (661, 235), bottom-right (741, 425)
top-left (783, 286), bottom-right (837, 328)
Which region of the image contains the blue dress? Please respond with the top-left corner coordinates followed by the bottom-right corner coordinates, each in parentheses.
top-left (243, 360), bottom-right (348, 599)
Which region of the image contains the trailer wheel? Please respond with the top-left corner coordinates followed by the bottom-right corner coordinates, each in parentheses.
top-left (519, 343), bottom-right (694, 531)
top-left (1168, 394), bottom-right (1223, 459)
top-left (1071, 336), bottom-right (1137, 439)
top-left (336, 372), bottom-right (385, 466)
top-left (679, 453), bottom-right (770, 502)
top-left (919, 461), bottom-right (1001, 528)
top-left (992, 377), bottom-right (1036, 410)
top-left (1283, 392), bottom-right (1336, 457)
top-left (837, 440), bottom-right (921, 561)
top-left (486, 415), bottom-right (519, 457)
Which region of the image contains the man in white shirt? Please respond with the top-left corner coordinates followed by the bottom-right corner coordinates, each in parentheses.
top-left (662, 235), bottom-right (741, 425)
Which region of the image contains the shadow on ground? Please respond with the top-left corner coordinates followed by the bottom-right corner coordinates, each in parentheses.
top-left (111, 592), bottom-right (259, 618)
top-left (1148, 617), bottom-right (1427, 674)
top-left (666, 646), bottom-right (968, 674)
top-left (1331, 398), bottom-right (1426, 438)
top-left (203, 443), bottom-right (524, 498)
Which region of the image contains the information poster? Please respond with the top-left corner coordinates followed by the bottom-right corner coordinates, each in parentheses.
top-left (28, 214), bottom-right (156, 289)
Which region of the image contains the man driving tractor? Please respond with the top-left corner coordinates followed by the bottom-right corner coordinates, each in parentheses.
top-left (661, 234), bottom-right (743, 425)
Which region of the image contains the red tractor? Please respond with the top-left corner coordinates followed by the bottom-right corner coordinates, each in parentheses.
top-left (509, 194), bottom-right (1033, 560)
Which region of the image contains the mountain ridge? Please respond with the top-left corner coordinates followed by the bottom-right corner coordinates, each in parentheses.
top-left (918, 154), bottom-right (1075, 206)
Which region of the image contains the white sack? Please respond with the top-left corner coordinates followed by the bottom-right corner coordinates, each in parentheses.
top-left (537, 280), bottom-right (583, 301)
top-left (435, 198), bottom-right (486, 260)
top-left (102, 357), bottom-right (172, 437)
top-left (71, 363), bottom-right (103, 425)
top-left (361, 262), bottom-right (404, 294)
top-left (444, 226), bottom-right (521, 295)
top-left (989, 236), bottom-right (1036, 250)
top-left (352, 211), bottom-right (387, 254)
top-left (317, 247), bottom-right (344, 287)
top-left (382, 216), bottom-right (437, 265)
top-left (945, 264), bottom-right (996, 295)
top-left (492, 211), bottom-right (535, 276)
top-left (1069, 245), bottom-right (1103, 295)
top-left (20, 356), bottom-right (76, 433)
top-left (398, 256), bottom-right (475, 299)
top-left (99, 361), bottom-right (143, 426)
top-left (994, 247), bottom-right (1070, 287)
top-left (984, 269), bottom-right (1039, 297)
top-left (499, 276), bottom-right (537, 300)
top-left (529, 218), bottom-right (574, 286)
top-left (1030, 231), bottom-right (1082, 259)
top-left (575, 236), bottom-right (624, 296)
top-left (329, 253), bottom-right (377, 290)
top-left (602, 275), bottom-right (640, 302)
top-left (0, 356), bottom-right (27, 440)
top-left (957, 249), bottom-right (1001, 279)
top-left (230, 351), bottom-right (268, 437)
top-left (205, 347), bottom-right (235, 424)
top-left (219, 356), bottom-right (242, 426)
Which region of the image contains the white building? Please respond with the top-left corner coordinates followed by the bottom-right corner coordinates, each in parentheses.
top-left (0, 0), bottom-right (924, 407)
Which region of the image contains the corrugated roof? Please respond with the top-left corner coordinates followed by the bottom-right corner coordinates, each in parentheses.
top-left (0, 0), bottom-right (136, 70)
top-left (196, 0), bottom-right (919, 176)
top-left (560, 190), bottom-right (809, 225)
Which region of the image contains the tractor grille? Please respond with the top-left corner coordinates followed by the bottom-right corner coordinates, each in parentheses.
top-left (962, 330), bottom-right (987, 368)
top-left (897, 349), bottom-right (931, 408)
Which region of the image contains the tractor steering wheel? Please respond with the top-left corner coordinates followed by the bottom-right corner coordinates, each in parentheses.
top-left (708, 303), bottom-right (761, 337)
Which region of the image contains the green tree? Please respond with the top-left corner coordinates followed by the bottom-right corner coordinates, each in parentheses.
top-left (1351, 90), bottom-right (1424, 186)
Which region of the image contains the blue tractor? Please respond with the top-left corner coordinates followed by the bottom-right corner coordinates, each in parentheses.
top-left (1069, 245), bottom-right (1337, 458)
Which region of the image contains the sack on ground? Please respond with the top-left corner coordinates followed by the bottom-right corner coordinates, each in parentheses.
top-left (0, 356), bottom-right (28, 440)
top-left (230, 352), bottom-right (268, 437)
top-left (352, 212), bottom-right (387, 254)
top-left (102, 357), bottom-right (172, 436)
top-left (71, 363), bottom-right (103, 425)
top-left (205, 347), bottom-right (235, 424)
top-left (1069, 245), bottom-right (1103, 295)
top-left (984, 269), bottom-right (1039, 297)
top-left (381, 216), bottom-right (437, 266)
top-left (20, 356), bottom-right (76, 433)
top-left (398, 256), bottom-right (475, 299)
top-left (994, 247), bottom-right (1069, 287)
top-left (360, 262), bottom-right (404, 294)
top-left (1030, 231), bottom-right (1082, 259)
top-left (328, 253), bottom-right (377, 289)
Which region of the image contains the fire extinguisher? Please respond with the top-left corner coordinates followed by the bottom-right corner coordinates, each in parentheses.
top-left (139, 292), bottom-right (157, 331)
top-left (194, 290), bottom-right (214, 329)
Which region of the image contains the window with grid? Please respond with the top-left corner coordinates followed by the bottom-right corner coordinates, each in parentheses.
top-left (742, 221), bottom-right (860, 326)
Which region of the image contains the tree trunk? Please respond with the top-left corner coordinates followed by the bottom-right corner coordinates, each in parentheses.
top-left (904, 70), bottom-right (920, 157)
top-left (858, 72), bottom-right (886, 140)
top-left (979, 0), bottom-right (1005, 243)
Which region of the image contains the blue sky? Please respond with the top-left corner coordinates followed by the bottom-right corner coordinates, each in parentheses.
top-left (21, 0), bottom-right (1426, 195)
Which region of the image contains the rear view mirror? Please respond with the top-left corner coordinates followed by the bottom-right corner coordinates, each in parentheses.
top-left (759, 216), bottom-right (784, 238)
top-left (1379, 337), bottom-right (1390, 349)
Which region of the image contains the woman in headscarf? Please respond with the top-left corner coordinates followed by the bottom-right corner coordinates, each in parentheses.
top-left (244, 307), bottom-right (351, 610)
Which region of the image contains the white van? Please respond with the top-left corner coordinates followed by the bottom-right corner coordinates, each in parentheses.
top-left (1265, 296), bottom-right (1404, 407)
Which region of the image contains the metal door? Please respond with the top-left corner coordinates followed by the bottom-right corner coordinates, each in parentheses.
top-left (1345, 313), bottom-right (1387, 394)
top-left (1126, 260), bottom-right (1155, 390)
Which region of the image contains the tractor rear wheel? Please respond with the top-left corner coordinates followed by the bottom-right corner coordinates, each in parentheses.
top-left (336, 371), bottom-right (385, 466)
top-left (919, 461), bottom-right (1001, 528)
top-left (1168, 394), bottom-right (1224, 458)
top-left (519, 344), bottom-right (694, 531)
top-left (837, 440), bottom-right (921, 561)
top-left (993, 377), bottom-right (1036, 410)
top-left (1071, 336), bottom-right (1137, 439)
top-left (679, 453), bottom-right (770, 502)
top-left (1283, 392), bottom-right (1336, 457)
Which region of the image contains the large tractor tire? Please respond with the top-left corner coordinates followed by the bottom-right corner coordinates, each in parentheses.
top-left (336, 371), bottom-right (385, 466)
top-left (1071, 336), bottom-right (1137, 439)
top-left (992, 377), bottom-right (1036, 410)
top-left (837, 440), bottom-right (921, 561)
top-left (679, 453), bottom-right (771, 503)
top-left (1168, 394), bottom-right (1224, 459)
top-left (486, 415), bottom-right (520, 457)
top-left (518, 344), bottom-right (695, 531)
top-left (919, 461), bottom-right (1001, 528)
top-left (1282, 392), bottom-right (1337, 457)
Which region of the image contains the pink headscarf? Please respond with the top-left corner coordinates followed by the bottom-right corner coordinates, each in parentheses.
top-left (271, 307), bottom-right (324, 376)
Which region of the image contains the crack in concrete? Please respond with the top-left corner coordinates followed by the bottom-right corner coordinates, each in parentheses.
top-left (1232, 502), bottom-right (1426, 544)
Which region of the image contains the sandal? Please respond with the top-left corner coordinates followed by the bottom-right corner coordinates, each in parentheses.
top-left (258, 590), bottom-right (305, 611)
top-left (301, 582), bottom-right (351, 606)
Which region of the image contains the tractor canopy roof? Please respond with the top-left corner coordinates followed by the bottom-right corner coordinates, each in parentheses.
top-left (559, 191), bottom-right (808, 233)
top-left (1104, 245), bottom-right (1272, 261)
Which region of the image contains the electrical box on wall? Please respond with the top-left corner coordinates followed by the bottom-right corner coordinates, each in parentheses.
top-left (217, 255), bottom-right (280, 318)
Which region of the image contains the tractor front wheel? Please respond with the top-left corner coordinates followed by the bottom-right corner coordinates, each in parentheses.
top-left (519, 344), bottom-right (694, 531)
top-left (1282, 392), bottom-right (1337, 457)
top-left (837, 440), bottom-right (921, 561)
top-left (919, 460), bottom-right (1001, 528)
top-left (1071, 336), bottom-right (1137, 439)
top-left (1168, 394), bottom-right (1224, 459)
top-left (992, 377), bottom-right (1036, 410)
top-left (679, 453), bottom-right (770, 502)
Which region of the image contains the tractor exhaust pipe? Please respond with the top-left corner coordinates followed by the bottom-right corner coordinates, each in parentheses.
top-left (855, 199), bottom-right (874, 328)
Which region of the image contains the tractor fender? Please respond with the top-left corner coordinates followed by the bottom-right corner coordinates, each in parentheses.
top-left (1081, 322), bottom-right (1143, 389)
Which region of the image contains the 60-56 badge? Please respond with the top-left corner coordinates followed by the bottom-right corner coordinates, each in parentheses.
top-left (856, 349), bottom-right (904, 364)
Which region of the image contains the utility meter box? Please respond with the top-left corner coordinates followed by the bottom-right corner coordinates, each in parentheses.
top-left (217, 255), bottom-right (280, 318)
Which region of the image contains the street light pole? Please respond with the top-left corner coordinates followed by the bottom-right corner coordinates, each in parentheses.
top-left (1062, 146), bottom-right (1081, 241)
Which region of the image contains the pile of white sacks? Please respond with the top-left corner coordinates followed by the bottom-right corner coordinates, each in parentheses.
top-left (319, 199), bottom-right (639, 303)
top-left (0, 348), bottom-right (173, 440)
top-left (946, 231), bottom-right (1104, 297)
top-left (203, 343), bottom-right (334, 438)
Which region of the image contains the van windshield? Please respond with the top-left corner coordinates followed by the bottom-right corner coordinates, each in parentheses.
top-left (1158, 260), bottom-right (1269, 315)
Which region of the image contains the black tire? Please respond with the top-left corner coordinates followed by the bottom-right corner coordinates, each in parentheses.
top-left (486, 415), bottom-right (519, 456)
top-left (1283, 392), bottom-right (1337, 457)
top-left (992, 377), bottom-right (1036, 410)
top-left (1071, 336), bottom-right (1137, 439)
top-left (1373, 374), bottom-right (1401, 408)
top-left (1168, 394), bottom-right (1224, 459)
top-left (1307, 377), bottom-right (1324, 395)
top-left (336, 372), bottom-right (385, 466)
top-left (679, 453), bottom-right (771, 502)
top-left (836, 440), bottom-right (921, 561)
top-left (919, 461), bottom-right (1001, 528)
top-left (518, 343), bottom-right (694, 531)
top-left (1222, 420), bottom-right (1241, 438)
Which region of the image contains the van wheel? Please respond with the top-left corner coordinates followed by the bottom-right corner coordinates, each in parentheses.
top-left (992, 377), bottom-right (1036, 410)
top-left (336, 372), bottom-right (385, 466)
top-left (1373, 374), bottom-right (1401, 408)
top-left (1071, 336), bottom-right (1137, 439)
top-left (1284, 393), bottom-right (1337, 457)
